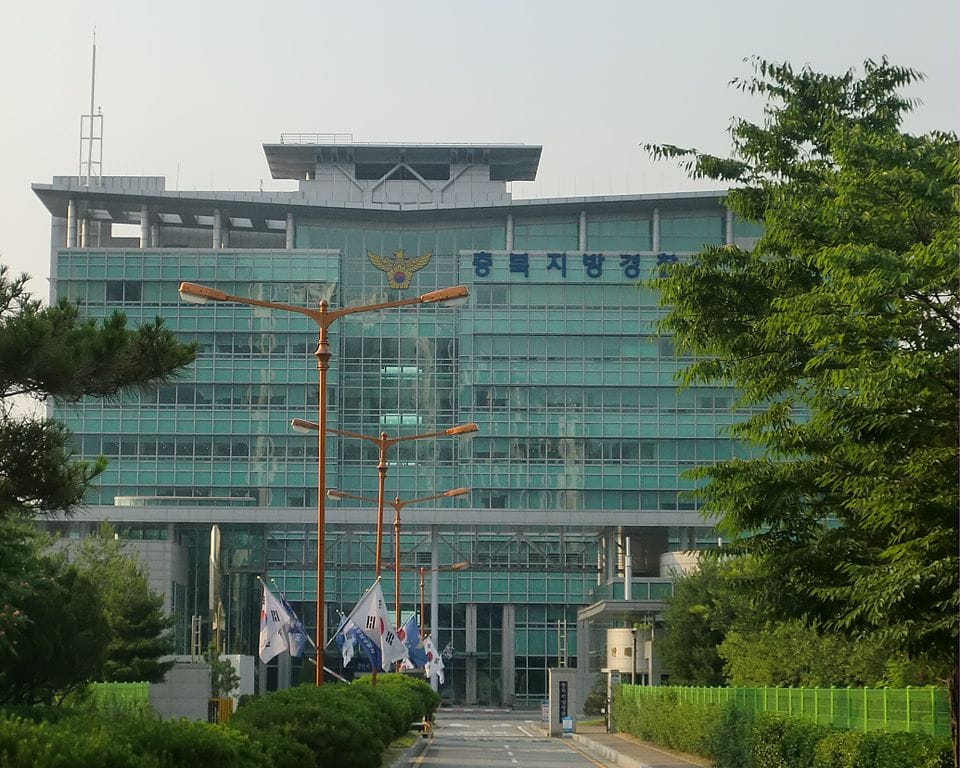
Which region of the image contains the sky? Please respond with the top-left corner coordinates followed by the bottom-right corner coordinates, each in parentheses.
top-left (2, 0), bottom-right (956, 296)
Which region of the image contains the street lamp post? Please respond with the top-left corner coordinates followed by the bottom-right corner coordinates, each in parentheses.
top-left (178, 280), bottom-right (468, 686)
top-left (414, 561), bottom-right (469, 636)
top-left (327, 487), bottom-right (470, 628)
top-left (290, 420), bottom-right (477, 580)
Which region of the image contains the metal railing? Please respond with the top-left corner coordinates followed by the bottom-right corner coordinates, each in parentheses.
top-left (280, 132), bottom-right (354, 145)
top-left (620, 684), bottom-right (952, 738)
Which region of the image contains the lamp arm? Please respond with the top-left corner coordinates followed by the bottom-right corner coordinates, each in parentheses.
top-left (326, 295), bottom-right (424, 323)
top-left (327, 426), bottom-right (385, 445)
top-left (219, 292), bottom-right (330, 325)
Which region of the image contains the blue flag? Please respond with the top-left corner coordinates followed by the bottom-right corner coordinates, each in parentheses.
top-left (400, 615), bottom-right (429, 668)
top-left (335, 611), bottom-right (381, 669)
top-left (277, 591), bottom-right (309, 658)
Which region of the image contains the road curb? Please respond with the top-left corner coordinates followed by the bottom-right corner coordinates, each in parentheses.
top-left (386, 732), bottom-right (431, 768)
top-left (572, 733), bottom-right (653, 768)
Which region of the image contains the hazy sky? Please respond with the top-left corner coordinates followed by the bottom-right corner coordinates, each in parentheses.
top-left (2, 0), bottom-right (956, 295)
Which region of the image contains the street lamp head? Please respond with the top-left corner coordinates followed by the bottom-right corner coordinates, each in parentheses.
top-left (291, 418), bottom-right (320, 434)
top-left (443, 487), bottom-right (470, 498)
top-left (451, 561), bottom-right (470, 570)
top-left (420, 285), bottom-right (469, 307)
top-left (326, 489), bottom-right (349, 500)
top-left (445, 422), bottom-right (478, 437)
top-left (178, 282), bottom-right (228, 304)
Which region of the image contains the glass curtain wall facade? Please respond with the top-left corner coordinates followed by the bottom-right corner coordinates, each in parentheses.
top-left (36, 145), bottom-right (760, 706)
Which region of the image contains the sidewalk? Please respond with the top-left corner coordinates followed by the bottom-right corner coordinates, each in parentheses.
top-left (570, 724), bottom-right (712, 768)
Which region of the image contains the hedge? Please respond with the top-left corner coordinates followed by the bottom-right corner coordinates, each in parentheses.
top-left (0, 673), bottom-right (438, 768)
top-left (612, 686), bottom-right (954, 768)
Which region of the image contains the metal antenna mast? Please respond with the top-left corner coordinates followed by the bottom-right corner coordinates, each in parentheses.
top-left (79, 28), bottom-right (103, 187)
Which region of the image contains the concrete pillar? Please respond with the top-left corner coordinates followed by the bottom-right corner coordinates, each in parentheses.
top-left (150, 223), bottom-right (160, 248)
top-left (465, 603), bottom-right (477, 704)
top-left (605, 528), bottom-right (617, 582)
top-left (548, 668), bottom-right (577, 736)
top-left (726, 207), bottom-right (734, 245)
top-left (286, 213), bottom-right (295, 249)
top-left (66, 199), bottom-right (77, 248)
top-left (652, 208), bottom-right (661, 252)
top-left (501, 604), bottom-right (515, 707)
top-left (213, 209), bottom-right (222, 249)
top-left (221, 225), bottom-right (230, 249)
top-left (277, 649), bottom-right (291, 690)
top-left (80, 217), bottom-right (89, 247)
top-left (575, 618), bottom-right (591, 715)
top-left (505, 213), bottom-right (514, 252)
top-left (140, 205), bottom-right (149, 248)
top-left (579, 210), bottom-right (587, 250)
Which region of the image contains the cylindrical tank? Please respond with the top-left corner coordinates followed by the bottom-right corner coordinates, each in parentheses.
top-left (605, 628), bottom-right (635, 674)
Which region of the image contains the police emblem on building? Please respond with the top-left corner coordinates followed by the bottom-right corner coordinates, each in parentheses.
top-left (367, 249), bottom-right (433, 290)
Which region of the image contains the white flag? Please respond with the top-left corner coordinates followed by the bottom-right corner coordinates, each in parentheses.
top-left (259, 582), bottom-right (293, 663)
top-left (423, 635), bottom-right (445, 685)
top-left (345, 580), bottom-right (409, 671)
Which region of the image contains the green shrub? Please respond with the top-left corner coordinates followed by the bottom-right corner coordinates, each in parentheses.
top-left (611, 686), bottom-right (720, 756)
top-left (815, 729), bottom-right (954, 768)
top-left (751, 714), bottom-right (834, 768)
top-left (228, 683), bottom-right (388, 768)
top-left (709, 702), bottom-right (756, 768)
top-left (0, 710), bottom-right (263, 768)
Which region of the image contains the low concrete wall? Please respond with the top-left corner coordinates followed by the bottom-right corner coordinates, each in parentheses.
top-left (150, 660), bottom-right (211, 721)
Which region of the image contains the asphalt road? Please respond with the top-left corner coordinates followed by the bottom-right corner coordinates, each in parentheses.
top-left (412, 710), bottom-right (613, 768)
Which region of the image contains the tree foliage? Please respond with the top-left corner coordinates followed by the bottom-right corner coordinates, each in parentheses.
top-left (0, 531), bottom-right (110, 705)
top-left (646, 57), bottom-right (958, 682)
top-left (72, 523), bottom-right (175, 683)
top-left (659, 559), bottom-right (733, 685)
top-left (206, 643), bottom-right (241, 698)
top-left (0, 265), bottom-right (195, 700)
top-left (661, 557), bottom-right (913, 688)
top-left (0, 266), bottom-right (197, 519)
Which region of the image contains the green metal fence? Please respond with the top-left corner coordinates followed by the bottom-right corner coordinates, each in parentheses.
top-left (620, 685), bottom-right (951, 738)
top-left (89, 682), bottom-right (152, 714)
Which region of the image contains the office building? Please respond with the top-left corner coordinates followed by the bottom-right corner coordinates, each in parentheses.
top-left (32, 137), bottom-right (760, 705)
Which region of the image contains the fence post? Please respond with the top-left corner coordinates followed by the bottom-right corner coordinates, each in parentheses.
top-left (814, 687), bottom-right (819, 725)
top-left (904, 687), bottom-right (911, 734)
top-left (882, 687), bottom-right (888, 731)
top-left (830, 687), bottom-right (835, 728)
top-left (864, 687), bottom-right (869, 732)
top-left (847, 687), bottom-right (852, 730)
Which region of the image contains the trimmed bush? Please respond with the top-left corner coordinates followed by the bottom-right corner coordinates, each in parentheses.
top-left (708, 701), bottom-right (756, 768)
top-left (611, 686), bottom-right (720, 756)
top-left (614, 688), bottom-right (956, 768)
top-left (228, 684), bottom-right (386, 768)
top-left (0, 711), bottom-right (264, 768)
top-left (815, 729), bottom-right (954, 768)
top-left (751, 714), bottom-right (833, 768)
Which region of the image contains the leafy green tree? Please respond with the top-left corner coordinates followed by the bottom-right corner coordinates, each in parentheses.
top-left (661, 556), bottom-right (906, 688)
top-left (206, 643), bottom-right (240, 698)
top-left (0, 266), bottom-right (196, 519)
top-left (646, 56), bottom-right (958, 740)
top-left (0, 266), bottom-right (195, 699)
top-left (0, 542), bottom-right (110, 705)
top-left (659, 559), bottom-right (731, 685)
top-left (72, 523), bottom-right (175, 683)
top-left (718, 619), bottom-right (892, 687)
